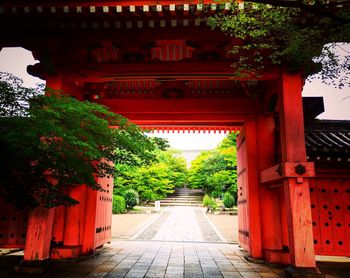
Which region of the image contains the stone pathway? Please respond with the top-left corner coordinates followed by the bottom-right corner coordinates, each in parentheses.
top-left (1, 205), bottom-right (348, 277)
top-left (135, 207), bottom-right (223, 242)
top-left (46, 241), bottom-right (286, 278)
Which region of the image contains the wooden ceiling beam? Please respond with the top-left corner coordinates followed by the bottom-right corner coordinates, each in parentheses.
top-left (57, 62), bottom-right (278, 82)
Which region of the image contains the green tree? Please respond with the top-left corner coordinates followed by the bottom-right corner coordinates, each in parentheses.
top-left (206, 2), bottom-right (350, 87)
top-left (188, 133), bottom-right (237, 200)
top-left (0, 72), bottom-right (155, 209)
top-left (114, 149), bottom-right (188, 202)
top-left (188, 151), bottom-right (213, 189)
top-left (223, 192), bottom-right (235, 209)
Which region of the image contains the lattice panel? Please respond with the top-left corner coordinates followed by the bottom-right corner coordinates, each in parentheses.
top-left (0, 199), bottom-right (28, 248)
top-left (310, 179), bottom-right (350, 256)
top-left (237, 135), bottom-right (250, 252)
top-left (94, 174), bottom-right (113, 248)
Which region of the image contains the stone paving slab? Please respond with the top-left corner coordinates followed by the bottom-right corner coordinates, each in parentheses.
top-left (1, 207), bottom-right (349, 277)
top-left (135, 207), bottom-right (222, 242)
top-left (0, 240), bottom-right (349, 277)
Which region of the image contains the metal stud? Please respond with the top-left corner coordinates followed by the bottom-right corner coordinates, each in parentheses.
top-left (116, 6), bottom-right (122, 13)
top-left (143, 5), bottom-right (149, 12)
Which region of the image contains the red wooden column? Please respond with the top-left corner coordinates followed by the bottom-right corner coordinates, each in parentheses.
top-left (23, 75), bottom-right (62, 261)
top-left (279, 72), bottom-right (316, 268)
top-left (24, 207), bottom-right (55, 261)
top-left (256, 114), bottom-right (290, 264)
top-left (63, 186), bottom-right (87, 247)
top-left (81, 188), bottom-right (98, 254)
top-left (45, 74), bottom-right (62, 94)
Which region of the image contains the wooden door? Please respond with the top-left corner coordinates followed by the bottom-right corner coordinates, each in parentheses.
top-left (94, 174), bottom-right (113, 248)
top-left (237, 131), bottom-right (250, 252)
top-left (0, 199), bottom-right (28, 248)
top-left (310, 178), bottom-right (350, 256)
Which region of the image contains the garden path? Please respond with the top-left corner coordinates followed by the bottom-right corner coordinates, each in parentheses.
top-left (134, 206), bottom-right (224, 242)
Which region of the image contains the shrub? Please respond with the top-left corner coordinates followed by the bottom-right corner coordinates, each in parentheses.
top-left (124, 189), bottom-right (139, 209)
top-left (112, 195), bottom-right (126, 214)
top-left (203, 194), bottom-right (211, 207)
top-left (223, 192), bottom-right (235, 208)
top-left (203, 194), bottom-right (217, 209)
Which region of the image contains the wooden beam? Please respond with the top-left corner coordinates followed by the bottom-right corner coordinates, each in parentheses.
top-left (260, 162), bottom-right (315, 184)
top-left (60, 62), bottom-right (279, 82)
top-left (96, 98), bottom-right (261, 115)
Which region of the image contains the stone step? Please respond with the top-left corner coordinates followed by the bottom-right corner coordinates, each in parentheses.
top-left (150, 189), bottom-right (205, 207)
top-left (162, 196), bottom-right (203, 200)
top-left (148, 202), bottom-right (202, 207)
top-left (167, 196), bottom-right (203, 199)
top-left (163, 197), bottom-right (203, 200)
top-left (170, 192), bottom-right (204, 195)
top-left (157, 199), bottom-right (202, 203)
top-left (149, 199), bottom-right (203, 203)
top-left (158, 202), bottom-right (203, 206)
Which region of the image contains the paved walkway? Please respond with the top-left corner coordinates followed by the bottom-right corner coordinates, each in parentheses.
top-left (44, 241), bottom-right (285, 278)
top-left (1, 206), bottom-right (349, 277)
top-left (134, 207), bottom-right (223, 242)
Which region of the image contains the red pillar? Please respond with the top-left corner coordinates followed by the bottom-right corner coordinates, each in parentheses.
top-left (23, 74), bottom-right (63, 261)
top-left (256, 114), bottom-right (290, 263)
top-left (279, 72), bottom-right (315, 268)
top-left (81, 188), bottom-right (98, 254)
top-left (45, 74), bottom-right (62, 93)
top-left (24, 208), bottom-right (55, 261)
top-left (63, 186), bottom-right (86, 247)
top-left (52, 206), bottom-right (66, 244)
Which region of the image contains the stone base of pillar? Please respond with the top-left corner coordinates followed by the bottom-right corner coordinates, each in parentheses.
top-left (284, 265), bottom-right (324, 278)
top-left (50, 245), bottom-right (81, 260)
top-left (14, 260), bottom-right (51, 275)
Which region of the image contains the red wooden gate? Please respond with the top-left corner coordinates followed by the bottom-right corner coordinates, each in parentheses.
top-left (94, 174), bottom-right (113, 248)
top-left (237, 132), bottom-right (250, 252)
top-left (0, 199), bottom-right (28, 248)
top-left (309, 178), bottom-right (350, 256)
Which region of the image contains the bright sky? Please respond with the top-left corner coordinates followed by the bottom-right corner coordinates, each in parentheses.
top-left (0, 47), bottom-right (349, 150)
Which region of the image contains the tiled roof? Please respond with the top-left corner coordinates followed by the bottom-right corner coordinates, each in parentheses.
top-left (305, 120), bottom-right (350, 163)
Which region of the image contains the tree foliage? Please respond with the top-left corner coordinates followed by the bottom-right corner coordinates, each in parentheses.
top-left (206, 1), bottom-right (350, 87)
top-left (114, 149), bottom-right (188, 202)
top-left (188, 133), bottom-right (237, 199)
top-left (0, 72), bottom-right (156, 209)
